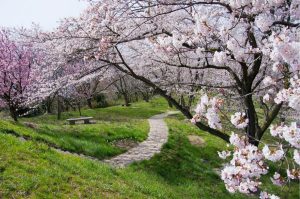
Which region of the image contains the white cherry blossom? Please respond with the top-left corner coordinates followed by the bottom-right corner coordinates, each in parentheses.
top-left (230, 112), bottom-right (249, 129)
top-left (286, 169), bottom-right (300, 180)
top-left (260, 191), bottom-right (280, 199)
top-left (263, 94), bottom-right (271, 103)
top-left (263, 76), bottom-right (276, 86)
top-left (192, 94), bottom-right (223, 130)
top-left (294, 150), bottom-right (300, 165)
top-left (217, 151), bottom-right (231, 159)
top-left (262, 145), bottom-right (284, 162)
top-left (282, 122), bottom-right (300, 149)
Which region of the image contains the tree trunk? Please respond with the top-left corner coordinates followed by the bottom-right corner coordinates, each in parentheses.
top-left (65, 103), bottom-right (69, 112)
top-left (78, 103), bottom-right (82, 116)
top-left (45, 97), bottom-right (53, 114)
top-left (168, 99), bottom-right (173, 108)
top-left (57, 96), bottom-right (61, 120)
top-left (245, 94), bottom-right (259, 146)
top-left (144, 95), bottom-right (149, 102)
top-left (87, 98), bottom-right (93, 109)
top-left (187, 94), bottom-right (195, 110)
top-left (142, 92), bottom-right (150, 102)
top-left (180, 95), bottom-right (186, 107)
top-left (123, 93), bottom-right (130, 106)
top-left (9, 106), bottom-right (18, 122)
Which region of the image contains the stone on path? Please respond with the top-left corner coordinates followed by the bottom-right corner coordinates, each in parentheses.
top-left (104, 112), bottom-right (177, 168)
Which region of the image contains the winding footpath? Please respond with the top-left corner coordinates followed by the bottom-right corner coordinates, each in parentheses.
top-left (104, 112), bottom-right (174, 167)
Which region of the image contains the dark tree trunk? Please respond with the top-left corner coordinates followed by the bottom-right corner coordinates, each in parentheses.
top-left (168, 99), bottom-right (173, 108)
top-left (65, 103), bottom-right (69, 112)
top-left (245, 106), bottom-right (258, 145)
top-left (144, 95), bottom-right (149, 102)
top-left (123, 93), bottom-right (130, 106)
top-left (9, 106), bottom-right (18, 122)
top-left (78, 103), bottom-right (82, 116)
top-left (142, 92), bottom-right (150, 102)
top-left (187, 95), bottom-right (195, 110)
top-left (180, 95), bottom-right (186, 107)
top-left (87, 98), bottom-right (93, 109)
top-left (46, 104), bottom-right (52, 114)
top-left (57, 96), bottom-right (61, 120)
top-left (46, 98), bottom-right (53, 114)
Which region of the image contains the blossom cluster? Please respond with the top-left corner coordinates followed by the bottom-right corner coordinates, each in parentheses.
top-left (270, 122), bottom-right (300, 149)
top-left (191, 94), bottom-right (223, 130)
top-left (220, 128), bottom-right (300, 199)
top-left (274, 76), bottom-right (300, 111)
top-left (221, 133), bottom-right (268, 194)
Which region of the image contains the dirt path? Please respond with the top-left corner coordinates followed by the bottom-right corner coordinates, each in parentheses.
top-left (104, 112), bottom-right (176, 167)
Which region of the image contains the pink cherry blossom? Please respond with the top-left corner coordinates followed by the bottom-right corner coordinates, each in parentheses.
top-left (270, 172), bottom-right (285, 186)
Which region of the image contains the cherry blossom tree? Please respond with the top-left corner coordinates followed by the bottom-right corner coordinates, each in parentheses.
top-left (21, 28), bottom-right (114, 110)
top-left (113, 73), bottom-right (150, 106)
top-left (133, 80), bottom-right (153, 102)
top-left (76, 76), bottom-right (102, 109)
top-left (0, 29), bottom-right (36, 121)
top-left (34, 0), bottom-right (297, 143)
top-left (22, 0), bottom-right (300, 197)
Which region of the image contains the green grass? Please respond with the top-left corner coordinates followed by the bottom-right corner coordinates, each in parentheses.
top-left (0, 120), bottom-right (149, 159)
top-left (0, 113), bottom-right (249, 199)
top-left (0, 97), bottom-right (170, 159)
top-left (0, 97), bottom-right (299, 198)
top-left (131, 117), bottom-right (249, 199)
top-left (132, 115), bottom-right (299, 199)
top-left (0, 133), bottom-right (183, 198)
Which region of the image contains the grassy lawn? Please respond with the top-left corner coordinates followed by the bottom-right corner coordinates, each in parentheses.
top-left (0, 133), bottom-right (182, 198)
top-left (130, 116), bottom-right (250, 199)
top-left (0, 111), bottom-right (249, 199)
top-left (0, 97), bottom-right (170, 159)
top-left (0, 98), bottom-right (299, 198)
top-left (136, 115), bottom-right (299, 199)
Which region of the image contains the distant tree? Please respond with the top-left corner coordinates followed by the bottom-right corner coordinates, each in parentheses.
top-left (114, 75), bottom-right (133, 106)
top-left (75, 75), bottom-right (104, 109)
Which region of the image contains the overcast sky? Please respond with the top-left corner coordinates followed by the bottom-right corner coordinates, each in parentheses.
top-left (0, 0), bottom-right (88, 30)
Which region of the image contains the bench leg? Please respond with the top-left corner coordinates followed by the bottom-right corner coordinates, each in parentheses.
top-left (84, 120), bottom-right (90, 124)
top-left (69, 121), bottom-right (75, 125)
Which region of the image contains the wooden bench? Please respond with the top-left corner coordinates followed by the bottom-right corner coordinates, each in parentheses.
top-left (66, 117), bottom-right (93, 125)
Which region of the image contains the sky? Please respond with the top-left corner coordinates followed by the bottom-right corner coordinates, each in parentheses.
top-left (0, 0), bottom-right (89, 30)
